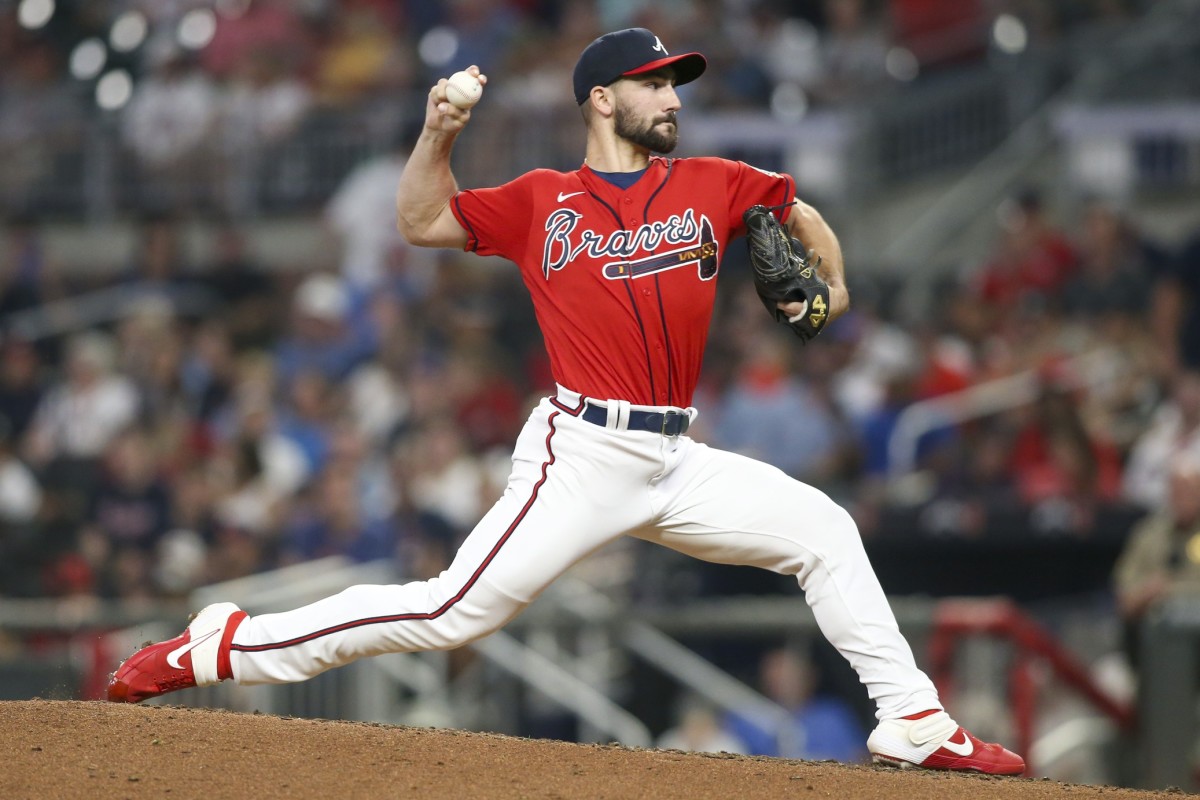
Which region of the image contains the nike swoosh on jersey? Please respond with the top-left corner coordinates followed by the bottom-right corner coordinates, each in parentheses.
top-left (939, 730), bottom-right (975, 757)
top-left (166, 628), bottom-right (220, 669)
top-left (557, 191), bottom-right (585, 202)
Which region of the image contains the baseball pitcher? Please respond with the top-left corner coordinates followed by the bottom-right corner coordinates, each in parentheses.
top-left (109, 28), bottom-right (1023, 776)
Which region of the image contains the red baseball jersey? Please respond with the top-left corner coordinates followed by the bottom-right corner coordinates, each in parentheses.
top-left (451, 156), bottom-right (795, 407)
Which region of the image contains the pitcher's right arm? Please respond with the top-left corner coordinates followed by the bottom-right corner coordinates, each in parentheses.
top-left (395, 66), bottom-right (487, 249)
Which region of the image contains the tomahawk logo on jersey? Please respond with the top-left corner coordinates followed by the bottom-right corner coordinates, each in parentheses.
top-left (450, 156), bottom-right (795, 407)
top-left (599, 216), bottom-right (717, 282)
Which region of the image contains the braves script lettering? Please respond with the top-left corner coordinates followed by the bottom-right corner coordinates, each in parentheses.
top-left (542, 208), bottom-right (702, 278)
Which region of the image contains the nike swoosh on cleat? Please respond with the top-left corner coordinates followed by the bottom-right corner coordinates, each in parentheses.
top-left (939, 730), bottom-right (975, 757)
top-left (557, 191), bottom-right (585, 202)
top-left (166, 628), bottom-right (220, 669)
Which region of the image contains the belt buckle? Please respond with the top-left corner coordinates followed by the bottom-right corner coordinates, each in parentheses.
top-left (661, 409), bottom-right (682, 437)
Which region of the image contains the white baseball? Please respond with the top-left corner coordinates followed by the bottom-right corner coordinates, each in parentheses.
top-left (445, 70), bottom-right (482, 110)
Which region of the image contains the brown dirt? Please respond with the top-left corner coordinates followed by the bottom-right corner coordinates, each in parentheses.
top-left (0, 700), bottom-right (1189, 800)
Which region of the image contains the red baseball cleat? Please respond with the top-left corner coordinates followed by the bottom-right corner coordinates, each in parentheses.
top-left (107, 602), bottom-right (247, 703)
top-left (867, 709), bottom-right (1025, 775)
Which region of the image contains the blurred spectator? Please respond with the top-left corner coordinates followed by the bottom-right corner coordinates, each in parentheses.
top-left (806, 0), bottom-right (891, 107)
top-left (934, 422), bottom-right (1020, 524)
top-left (181, 320), bottom-right (238, 425)
top-left (277, 370), bottom-right (336, 477)
top-left (749, 3), bottom-right (823, 102)
top-left (274, 273), bottom-right (379, 388)
top-left (325, 124), bottom-right (432, 291)
top-left (11, 469), bottom-right (85, 597)
top-left (1154, 225), bottom-right (1200, 371)
top-left (0, 338), bottom-right (45, 441)
top-left (880, 420), bottom-right (1020, 541)
top-left (0, 215), bottom-right (47, 316)
top-left (313, 3), bottom-right (405, 106)
top-left (80, 427), bottom-right (172, 555)
top-left (1061, 199), bottom-right (1167, 320)
top-left (657, 694), bottom-right (748, 754)
top-left (121, 213), bottom-right (221, 320)
top-left (220, 47), bottom-right (313, 212)
top-left (394, 416), bottom-right (491, 535)
top-left (212, 435), bottom-right (287, 540)
top-left (829, 296), bottom-right (920, 425)
top-left (344, 343), bottom-right (413, 445)
top-left (850, 342), bottom-right (958, 486)
top-left (325, 418), bottom-right (397, 525)
top-left (970, 188), bottom-right (1078, 319)
top-left (445, 344), bottom-right (526, 453)
top-left (1008, 371), bottom-right (1123, 535)
top-left (152, 528), bottom-right (209, 599)
top-left (724, 646), bottom-right (868, 762)
top-left (1060, 292), bottom-right (1163, 454)
top-left (126, 213), bottom-right (186, 284)
top-left (121, 43), bottom-right (220, 210)
top-left (23, 331), bottom-right (139, 470)
top-left (1123, 368), bottom-right (1200, 511)
top-left (223, 49), bottom-right (312, 146)
top-left (1113, 454), bottom-right (1200, 666)
top-left (216, 354), bottom-right (310, 498)
top-left (0, 39), bottom-right (82, 210)
top-left (115, 296), bottom-right (187, 431)
top-left (434, 0), bottom-right (521, 82)
top-left (280, 466), bottom-right (396, 564)
top-left (495, 0), bottom-right (603, 112)
top-left (194, 223), bottom-right (279, 351)
top-left (78, 427), bottom-right (173, 604)
top-left (170, 464), bottom-right (217, 542)
top-left (201, 0), bottom-right (313, 79)
top-left (711, 331), bottom-right (848, 483)
top-left (0, 416), bottom-right (41, 527)
top-left (205, 521), bottom-right (269, 584)
top-left (888, 0), bottom-right (988, 69)
top-left (904, 279), bottom-right (1014, 401)
top-left (685, 3), bottom-right (772, 110)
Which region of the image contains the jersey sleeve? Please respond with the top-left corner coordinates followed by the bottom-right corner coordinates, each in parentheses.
top-left (722, 159), bottom-right (797, 235)
top-left (449, 173), bottom-right (534, 260)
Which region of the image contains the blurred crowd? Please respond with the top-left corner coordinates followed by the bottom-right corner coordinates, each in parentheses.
top-left (0, 0), bottom-right (1154, 216)
top-left (0, 0), bottom-right (1193, 630)
top-left (0, 177), bottom-right (1197, 617)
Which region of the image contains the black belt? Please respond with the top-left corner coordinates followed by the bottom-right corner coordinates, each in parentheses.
top-left (580, 402), bottom-right (690, 436)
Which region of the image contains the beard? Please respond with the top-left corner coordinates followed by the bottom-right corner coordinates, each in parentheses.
top-left (614, 104), bottom-right (679, 154)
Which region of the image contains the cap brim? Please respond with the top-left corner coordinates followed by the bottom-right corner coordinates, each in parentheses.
top-left (622, 52), bottom-right (707, 87)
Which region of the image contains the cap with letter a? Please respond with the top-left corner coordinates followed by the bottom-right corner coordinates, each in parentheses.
top-left (572, 28), bottom-right (707, 106)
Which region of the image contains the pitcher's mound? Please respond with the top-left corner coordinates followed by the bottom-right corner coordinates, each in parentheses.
top-left (0, 700), bottom-right (1181, 800)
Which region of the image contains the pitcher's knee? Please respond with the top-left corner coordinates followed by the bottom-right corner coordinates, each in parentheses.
top-left (331, 577), bottom-right (527, 652)
top-left (815, 500), bottom-right (867, 555)
top-left (828, 501), bottom-right (862, 539)
top-left (410, 580), bottom-right (525, 651)
top-left (774, 494), bottom-right (865, 577)
top-left (422, 603), bottom-right (507, 650)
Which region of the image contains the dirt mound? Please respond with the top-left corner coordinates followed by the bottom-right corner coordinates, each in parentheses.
top-left (0, 700), bottom-right (1184, 800)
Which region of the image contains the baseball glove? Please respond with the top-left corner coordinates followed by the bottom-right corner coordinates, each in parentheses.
top-left (743, 204), bottom-right (830, 343)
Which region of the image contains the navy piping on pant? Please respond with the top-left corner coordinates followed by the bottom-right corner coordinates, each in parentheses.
top-left (230, 411), bottom-right (564, 654)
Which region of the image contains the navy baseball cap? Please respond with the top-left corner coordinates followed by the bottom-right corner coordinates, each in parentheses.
top-left (573, 28), bottom-right (707, 106)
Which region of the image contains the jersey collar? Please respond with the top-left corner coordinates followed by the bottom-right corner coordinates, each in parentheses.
top-left (578, 156), bottom-right (668, 194)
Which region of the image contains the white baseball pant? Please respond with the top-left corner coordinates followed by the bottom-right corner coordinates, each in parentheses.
top-left (229, 387), bottom-right (941, 721)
